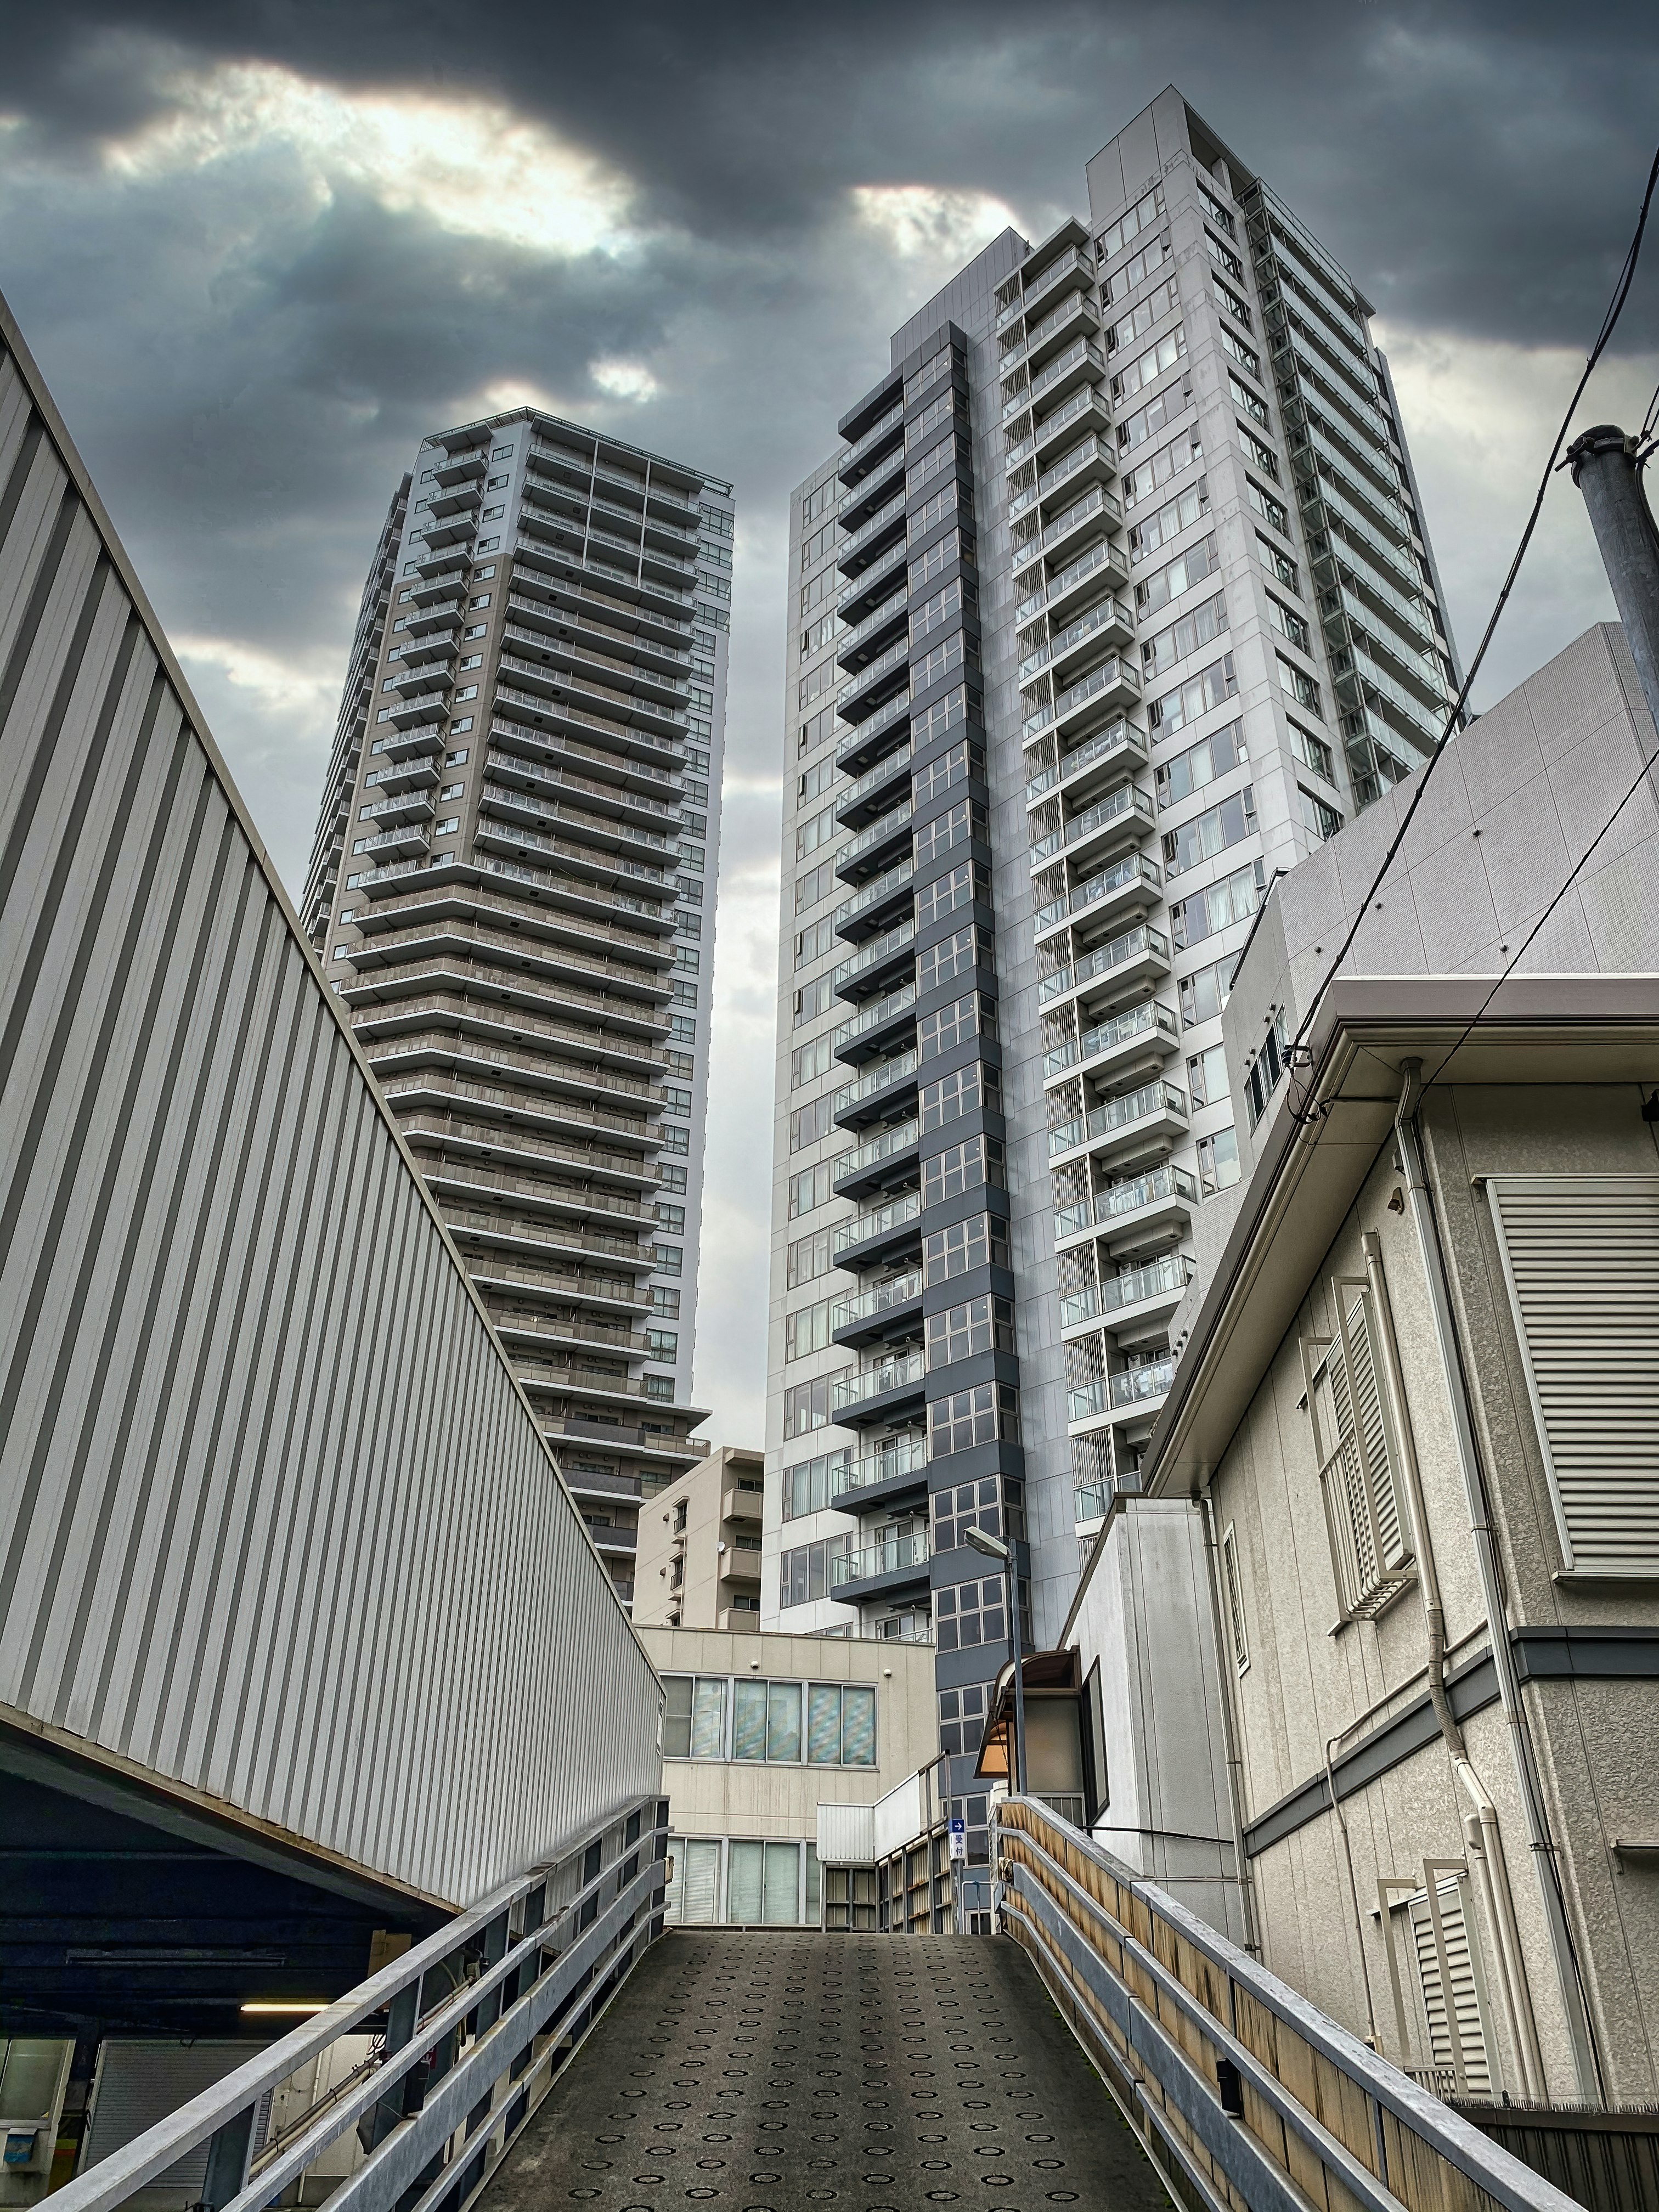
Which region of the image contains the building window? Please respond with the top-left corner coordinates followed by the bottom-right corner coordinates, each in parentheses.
top-left (785, 1296), bottom-right (834, 1361)
top-left (1169, 860), bottom-right (1265, 950)
top-left (1197, 1126), bottom-right (1240, 1195)
top-left (913, 740), bottom-right (980, 809)
top-left (781, 1446), bottom-right (852, 1519)
top-left (1136, 533), bottom-right (1220, 617)
top-left (924, 1295), bottom-right (1015, 1369)
top-left (938, 1683), bottom-right (988, 1758)
top-left (787, 1162), bottom-right (833, 1219)
top-left (782, 1372), bottom-right (847, 1437)
top-left (933, 1476), bottom-right (1023, 1553)
top-left (921, 1134), bottom-right (1003, 1206)
top-left (1289, 719), bottom-right (1335, 783)
top-left (1188, 1044), bottom-right (1230, 1108)
top-left (1141, 590), bottom-right (1228, 679)
top-left (1148, 653), bottom-right (1237, 737)
top-left (1155, 719), bottom-right (1246, 809)
top-left (934, 1575), bottom-right (1006, 1652)
top-left (1299, 786), bottom-right (1344, 843)
top-left (928, 1383), bottom-right (1019, 1459)
top-left (1162, 786), bottom-right (1255, 878)
top-left (780, 1533), bottom-right (851, 1601)
top-left (918, 993), bottom-right (995, 1061)
top-left (1278, 654), bottom-right (1323, 717)
top-left (663, 1675), bottom-right (727, 1759)
top-left (916, 860), bottom-right (986, 927)
top-left (923, 1214), bottom-right (1009, 1285)
top-left (918, 1062), bottom-right (996, 1131)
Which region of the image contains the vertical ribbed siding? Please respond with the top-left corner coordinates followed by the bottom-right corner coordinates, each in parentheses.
top-left (0, 315), bottom-right (662, 1909)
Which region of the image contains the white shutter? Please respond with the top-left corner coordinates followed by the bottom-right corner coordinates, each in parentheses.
top-left (1407, 1878), bottom-right (1496, 2098)
top-left (1341, 1285), bottom-right (1407, 1567)
top-left (1302, 1277), bottom-right (1413, 1621)
top-left (82, 2043), bottom-right (269, 2202)
top-left (1486, 1176), bottom-right (1659, 1577)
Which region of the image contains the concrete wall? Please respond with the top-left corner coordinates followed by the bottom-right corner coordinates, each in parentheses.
top-left (1224, 622), bottom-right (1659, 1180)
top-left (634, 1444), bottom-right (764, 1628)
top-left (0, 297), bottom-right (662, 1910)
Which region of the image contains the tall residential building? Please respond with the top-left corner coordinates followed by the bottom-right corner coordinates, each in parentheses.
top-left (307, 408), bottom-right (734, 1606)
top-left (634, 1444), bottom-right (768, 1629)
top-left (762, 88), bottom-right (1458, 1869)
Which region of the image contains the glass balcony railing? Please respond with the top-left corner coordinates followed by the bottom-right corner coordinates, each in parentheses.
top-left (832, 1529), bottom-right (930, 1584)
top-left (1043, 1000), bottom-right (1179, 1079)
top-left (1023, 653), bottom-right (1139, 738)
top-left (839, 488), bottom-right (907, 560)
top-left (1068, 1355), bottom-right (1176, 1424)
top-left (834, 856), bottom-right (915, 930)
top-left (1016, 536), bottom-right (1124, 629)
top-left (841, 799), bottom-right (914, 866)
top-left (1035, 836), bottom-right (1159, 924)
top-left (832, 981), bottom-right (917, 1052)
top-left (840, 401), bottom-right (905, 472)
top-left (837, 634), bottom-right (910, 708)
top-left (832, 1354), bottom-right (925, 1413)
top-left (1026, 718), bottom-right (1144, 803)
top-left (1005, 382), bottom-right (1110, 473)
top-left (1017, 596), bottom-right (1133, 683)
top-left (1012, 483), bottom-right (1123, 577)
top-left (1029, 782), bottom-right (1154, 868)
top-left (1049, 1078), bottom-right (1188, 1159)
top-left (1039, 923), bottom-right (1170, 1004)
top-left (1060, 1252), bottom-right (1194, 1329)
top-left (1054, 1165), bottom-right (1200, 1240)
top-left (838, 742), bottom-right (913, 810)
top-left (837, 1118), bottom-right (921, 1181)
top-left (833, 918), bottom-right (916, 991)
top-left (830, 1271), bottom-right (924, 1330)
top-left (832, 1185), bottom-right (922, 1251)
top-left (834, 690), bottom-right (912, 770)
top-left (838, 1434), bottom-right (930, 1493)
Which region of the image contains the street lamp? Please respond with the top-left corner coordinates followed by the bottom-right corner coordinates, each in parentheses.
top-left (965, 1526), bottom-right (1026, 1797)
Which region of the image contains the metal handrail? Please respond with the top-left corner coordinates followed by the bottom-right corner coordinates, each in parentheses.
top-left (995, 1799), bottom-right (1577, 2212)
top-left (54, 1796), bottom-right (668, 2212)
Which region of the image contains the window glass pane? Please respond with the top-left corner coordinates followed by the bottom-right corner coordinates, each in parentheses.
top-left (691, 1677), bottom-right (726, 1759)
top-left (808, 1683), bottom-right (842, 1764)
top-left (805, 1842), bottom-right (821, 1926)
top-left (766, 1680), bottom-right (802, 1762)
top-left (727, 1839), bottom-right (764, 1925)
top-left (841, 1684), bottom-right (877, 1766)
top-left (663, 1676), bottom-right (693, 1759)
top-left (682, 1838), bottom-right (721, 1924)
top-left (763, 1839), bottom-right (800, 1925)
top-left (732, 1678), bottom-right (768, 1762)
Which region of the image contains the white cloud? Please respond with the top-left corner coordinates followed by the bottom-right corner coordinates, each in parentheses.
top-left (850, 183), bottom-right (1019, 266)
top-left (591, 357), bottom-right (661, 403)
top-left (173, 630), bottom-right (341, 723)
top-left (102, 58), bottom-right (639, 259)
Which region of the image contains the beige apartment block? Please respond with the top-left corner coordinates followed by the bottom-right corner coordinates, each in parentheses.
top-left (1138, 973), bottom-right (1659, 2112)
top-left (635, 1626), bottom-right (936, 1925)
top-left (634, 1444), bottom-right (766, 1628)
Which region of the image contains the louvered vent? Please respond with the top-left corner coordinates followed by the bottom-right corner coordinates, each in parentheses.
top-left (1487, 1176), bottom-right (1659, 1577)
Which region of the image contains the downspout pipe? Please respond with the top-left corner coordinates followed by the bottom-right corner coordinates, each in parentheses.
top-left (1361, 1227), bottom-right (1544, 2098)
top-left (1393, 1059), bottom-right (1605, 2101)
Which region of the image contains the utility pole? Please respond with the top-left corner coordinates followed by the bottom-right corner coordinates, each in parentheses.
top-left (1566, 425), bottom-right (1659, 735)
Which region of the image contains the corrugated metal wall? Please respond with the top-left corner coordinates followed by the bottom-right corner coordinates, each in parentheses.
top-left (0, 301), bottom-right (662, 1908)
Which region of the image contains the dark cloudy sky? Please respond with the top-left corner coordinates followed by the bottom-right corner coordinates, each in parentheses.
top-left (4, 1), bottom-right (1657, 1444)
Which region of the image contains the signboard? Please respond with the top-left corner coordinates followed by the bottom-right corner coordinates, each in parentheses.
top-left (948, 1817), bottom-right (967, 1861)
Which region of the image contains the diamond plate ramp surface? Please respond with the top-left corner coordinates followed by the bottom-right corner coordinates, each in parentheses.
top-left (484, 1927), bottom-right (1171, 2211)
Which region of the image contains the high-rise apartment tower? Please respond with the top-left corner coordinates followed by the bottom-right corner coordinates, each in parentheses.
top-left (307, 409), bottom-right (734, 1605)
top-left (762, 89), bottom-right (1458, 1867)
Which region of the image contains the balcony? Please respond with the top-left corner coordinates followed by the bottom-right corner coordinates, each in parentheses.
top-left (831, 1270), bottom-right (924, 1342)
top-left (1011, 484), bottom-right (1123, 583)
top-left (1029, 782), bottom-right (1154, 874)
top-left (831, 1529), bottom-right (930, 1593)
top-left (996, 244), bottom-right (1092, 336)
top-left (358, 792), bottom-right (436, 831)
top-left (837, 799), bottom-right (913, 877)
top-left (1054, 1164), bottom-right (1200, 1247)
top-left (831, 1433), bottom-right (930, 1504)
top-left (834, 855), bottom-right (915, 937)
top-left (1018, 595), bottom-right (1133, 686)
top-left (832, 1049), bottom-right (919, 1126)
top-left (838, 400), bottom-right (906, 484)
top-left (1026, 718), bottom-right (1147, 808)
top-left (832, 980), bottom-right (917, 1063)
top-left (354, 823), bottom-right (431, 860)
top-left (1043, 999), bottom-right (1181, 1083)
top-left (832, 916), bottom-right (916, 997)
top-left (1015, 536), bottom-right (1130, 630)
top-left (832, 1185), bottom-right (922, 1257)
top-left (1023, 653), bottom-right (1140, 743)
top-left (837, 633), bottom-right (911, 717)
top-left (837, 591), bottom-right (910, 672)
top-left (1060, 1251), bottom-right (1194, 1331)
top-left (1048, 1079), bottom-right (1190, 1166)
top-left (1034, 854), bottom-right (1163, 943)
top-left (1068, 1355), bottom-right (1176, 1428)
top-left (836, 1115), bottom-right (920, 1178)
top-left (834, 690), bottom-right (912, 777)
top-left (382, 689), bottom-right (452, 732)
top-left (1009, 289), bottom-right (1100, 374)
top-left (836, 741), bottom-right (913, 825)
top-left (1003, 336), bottom-right (1109, 426)
top-left (837, 487), bottom-right (909, 572)
top-left (832, 1352), bottom-right (926, 1418)
top-left (836, 541), bottom-right (909, 626)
